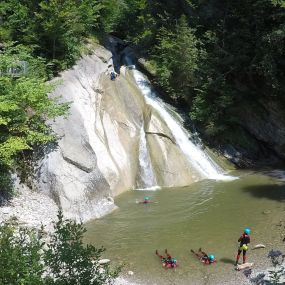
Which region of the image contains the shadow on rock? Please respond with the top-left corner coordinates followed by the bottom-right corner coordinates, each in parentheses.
top-left (243, 184), bottom-right (285, 202)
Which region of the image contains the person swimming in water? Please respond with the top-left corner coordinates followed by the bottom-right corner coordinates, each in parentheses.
top-left (156, 249), bottom-right (177, 268)
top-left (191, 248), bottom-right (216, 264)
top-left (235, 228), bottom-right (251, 265)
top-left (138, 196), bottom-right (152, 204)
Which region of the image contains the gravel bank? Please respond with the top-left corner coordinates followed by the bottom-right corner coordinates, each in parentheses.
top-left (0, 180), bottom-right (58, 232)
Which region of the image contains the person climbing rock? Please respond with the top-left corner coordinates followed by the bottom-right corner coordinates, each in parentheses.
top-left (191, 248), bottom-right (216, 264)
top-left (235, 228), bottom-right (251, 265)
top-left (110, 71), bottom-right (117, 81)
top-left (156, 249), bottom-right (177, 268)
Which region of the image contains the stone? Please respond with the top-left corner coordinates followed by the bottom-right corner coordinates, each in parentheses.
top-left (236, 262), bottom-right (254, 271)
top-left (127, 271), bottom-right (134, 276)
top-left (98, 259), bottom-right (110, 265)
top-left (252, 244), bottom-right (266, 250)
top-left (2, 207), bottom-right (11, 214)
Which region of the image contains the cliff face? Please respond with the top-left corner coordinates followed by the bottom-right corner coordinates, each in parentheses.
top-left (36, 44), bottom-right (200, 222)
top-left (239, 100), bottom-right (285, 160)
top-left (221, 99), bottom-right (285, 168)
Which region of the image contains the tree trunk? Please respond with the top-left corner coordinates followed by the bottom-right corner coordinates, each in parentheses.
top-left (52, 38), bottom-right (56, 60)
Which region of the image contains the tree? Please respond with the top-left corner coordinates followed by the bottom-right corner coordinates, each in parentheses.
top-left (0, 213), bottom-right (120, 285)
top-left (1, 0), bottom-right (102, 73)
top-left (0, 223), bottom-right (44, 285)
top-left (0, 0), bottom-right (38, 44)
top-left (0, 45), bottom-right (68, 166)
top-left (44, 212), bottom-right (119, 285)
top-left (190, 0), bottom-right (285, 136)
top-left (36, 0), bottom-right (101, 67)
top-left (154, 15), bottom-right (201, 102)
top-left (0, 44), bottom-right (68, 196)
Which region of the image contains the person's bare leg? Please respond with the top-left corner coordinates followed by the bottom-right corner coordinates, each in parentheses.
top-left (156, 250), bottom-right (164, 260)
top-left (165, 249), bottom-right (171, 259)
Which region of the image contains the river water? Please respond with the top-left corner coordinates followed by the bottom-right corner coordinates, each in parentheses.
top-left (85, 170), bottom-right (285, 284)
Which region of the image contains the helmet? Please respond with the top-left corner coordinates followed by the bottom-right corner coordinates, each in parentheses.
top-left (144, 196), bottom-right (150, 200)
top-left (244, 228), bottom-right (251, 235)
top-left (172, 258), bottom-right (177, 264)
top-left (209, 255), bottom-right (215, 261)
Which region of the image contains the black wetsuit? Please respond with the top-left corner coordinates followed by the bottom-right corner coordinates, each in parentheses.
top-left (236, 233), bottom-right (250, 264)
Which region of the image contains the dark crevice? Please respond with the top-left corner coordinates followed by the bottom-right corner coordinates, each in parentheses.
top-left (145, 131), bottom-right (176, 145)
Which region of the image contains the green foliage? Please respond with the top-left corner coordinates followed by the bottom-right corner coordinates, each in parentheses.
top-left (0, 0), bottom-right (102, 73)
top-left (0, 212), bottom-right (120, 285)
top-left (0, 0), bottom-right (107, 196)
top-left (154, 15), bottom-right (201, 101)
top-left (0, 169), bottom-right (13, 199)
top-left (36, 0), bottom-right (101, 66)
top-left (99, 0), bottom-right (128, 33)
top-left (190, 0), bottom-right (285, 134)
top-left (272, 0), bottom-right (285, 7)
top-left (0, 223), bottom-right (45, 285)
top-left (0, 46), bottom-right (68, 169)
top-left (1, 0), bottom-right (283, 146)
top-left (44, 212), bottom-right (119, 285)
top-left (0, 45), bottom-right (69, 196)
top-left (108, 0), bottom-right (285, 140)
top-left (0, 0), bottom-right (38, 44)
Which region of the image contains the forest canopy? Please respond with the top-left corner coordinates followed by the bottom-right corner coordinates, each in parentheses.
top-left (101, 0), bottom-right (285, 138)
top-left (0, 0), bottom-right (285, 194)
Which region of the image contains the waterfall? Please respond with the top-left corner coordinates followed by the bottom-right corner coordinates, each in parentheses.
top-left (130, 66), bottom-right (234, 181)
top-left (136, 127), bottom-right (159, 190)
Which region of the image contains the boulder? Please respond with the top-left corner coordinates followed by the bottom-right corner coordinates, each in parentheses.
top-left (236, 262), bottom-right (254, 271)
top-left (252, 244), bottom-right (266, 250)
top-left (98, 259), bottom-right (110, 265)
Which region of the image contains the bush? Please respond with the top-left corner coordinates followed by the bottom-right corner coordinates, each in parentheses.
top-left (0, 212), bottom-right (120, 285)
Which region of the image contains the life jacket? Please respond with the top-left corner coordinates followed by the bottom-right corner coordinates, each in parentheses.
top-left (203, 257), bottom-right (216, 265)
top-left (239, 234), bottom-right (250, 246)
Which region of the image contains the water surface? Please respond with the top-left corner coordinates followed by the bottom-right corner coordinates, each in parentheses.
top-left (85, 170), bottom-right (285, 284)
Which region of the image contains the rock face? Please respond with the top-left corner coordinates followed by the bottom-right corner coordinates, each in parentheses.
top-left (239, 100), bottom-right (285, 160)
top-left (222, 99), bottom-right (285, 167)
top-left (35, 44), bottom-right (209, 222)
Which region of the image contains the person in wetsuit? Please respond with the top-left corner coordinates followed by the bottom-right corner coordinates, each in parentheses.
top-left (235, 228), bottom-right (251, 265)
top-left (156, 249), bottom-right (177, 268)
top-left (110, 71), bottom-right (118, 80)
top-left (191, 248), bottom-right (216, 264)
top-left (138, 196), bottom-right (152, 204)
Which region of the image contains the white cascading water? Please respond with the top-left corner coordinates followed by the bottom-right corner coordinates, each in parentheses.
top-left (130, 64), bottom-right (234, 181)
top-left (136, 126), bottom-right (159, 190)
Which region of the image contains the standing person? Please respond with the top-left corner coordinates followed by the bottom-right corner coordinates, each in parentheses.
top-left (235, 228), bottom-right (251, 265)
